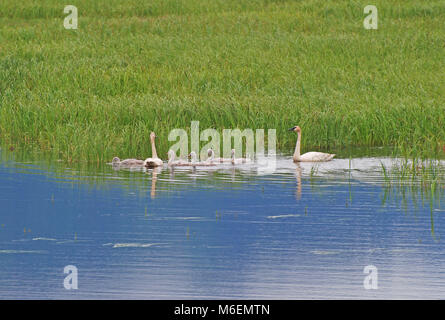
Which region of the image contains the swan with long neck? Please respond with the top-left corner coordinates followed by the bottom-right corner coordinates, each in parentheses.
top-left (144, 132), bottom-right (164, 168)
top-left (167, 150), bottom-right (189, 166)
top-left (289, 126), bottom-right (335, 162)
top-left (231, 149), bottom-right (251, 165)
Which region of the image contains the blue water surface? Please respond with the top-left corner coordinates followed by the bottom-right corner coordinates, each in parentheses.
top-left (0, 156), bottom-right (444, 299)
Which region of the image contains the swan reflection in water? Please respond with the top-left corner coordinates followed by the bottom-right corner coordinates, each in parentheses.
top-left (294, 163), bottom-right (302, 201)
top-left (147, 166), bottom-right (162, 199)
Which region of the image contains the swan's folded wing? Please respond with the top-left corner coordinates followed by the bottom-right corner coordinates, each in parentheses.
top-left (300, 152), bottom-right (335, 162)
top-left (120, 159), bottom-right (145, 166)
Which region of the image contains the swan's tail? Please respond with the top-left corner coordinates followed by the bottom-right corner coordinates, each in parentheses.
top-left (144, 159), bottom-right (163, 168)
top-left (145, 161), bottom-right (157, 168)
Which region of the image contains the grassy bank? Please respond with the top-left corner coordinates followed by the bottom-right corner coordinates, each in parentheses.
top-left (0, 0), bottom-right (444, 162)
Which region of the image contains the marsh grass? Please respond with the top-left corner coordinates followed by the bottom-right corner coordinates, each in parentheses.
top-left (380, 158), bottom-right (444, 236)
top-left (381, 159), bottom-right (443, 225)
top-left (0, 0), bottom-right (444, 162)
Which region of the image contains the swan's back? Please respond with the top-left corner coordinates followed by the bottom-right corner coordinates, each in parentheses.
top-left (198, 161), bottom-right (216, 166)
top-left (300, 152), bottom-right (335, 162)
top-left (120, 159), bottom-right (145, 166)
top-left (169, 159), bottom-right (193, 167)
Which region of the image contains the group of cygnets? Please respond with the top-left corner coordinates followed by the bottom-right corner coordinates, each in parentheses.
top-left (111, 132), bottom-right (251, 169)
top-left (111, 126), bottom-right (336, 168)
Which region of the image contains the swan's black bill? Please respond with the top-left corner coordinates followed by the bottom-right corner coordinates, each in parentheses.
top-left (288, 127), bottom-right (296, 131)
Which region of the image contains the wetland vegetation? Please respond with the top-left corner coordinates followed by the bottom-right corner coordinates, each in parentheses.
top-left (0, 0), bottom-right (444, 163)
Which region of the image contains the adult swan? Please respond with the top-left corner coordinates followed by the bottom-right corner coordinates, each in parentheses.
top-left (144, 132), bottom-right (164, 168)
top-left (289, 126), bottom-right (335, 162)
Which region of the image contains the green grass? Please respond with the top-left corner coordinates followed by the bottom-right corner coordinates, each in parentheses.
top-left (1, 0), bottom-right (444, 163)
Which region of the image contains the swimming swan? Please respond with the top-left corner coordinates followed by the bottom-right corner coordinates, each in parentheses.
top-left (289, 126), bottom-right (335, 162)
top-left (231, 149), bottom-right (251, 165)
top-left (112, 157), bottom-right (145, 166)
top-left (167, 150), bottom-right (190, 166)
top-left (188, 151), bottom-right (216, 166)
top-left (144, 132), bottom-right (164, 168)
top-left (207, 149), bottom-right (232, 163)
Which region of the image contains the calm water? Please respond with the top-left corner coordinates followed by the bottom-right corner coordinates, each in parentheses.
top-left (0, 152), bottom-right (444, 299)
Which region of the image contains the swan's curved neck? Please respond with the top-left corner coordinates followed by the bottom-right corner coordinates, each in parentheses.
top-left (167, 152), bottom-right (174, 164)
top-left (151, 137), bottom-right (158, 159)
top-left (293, 131), bottom-right (301, 162)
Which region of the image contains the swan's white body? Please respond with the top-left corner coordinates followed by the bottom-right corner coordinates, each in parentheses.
top-left (112, 157), bottom-right (145, 166)
top-left (289, 126), bottom-right (335, 162)
top-left (297, 151), bottom-right (335, 162)
top-left (144, 132), bottom-right (164, 168)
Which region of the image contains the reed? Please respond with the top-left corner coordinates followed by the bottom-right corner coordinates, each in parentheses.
top-left (380, 159), bottom-right (444, 209)
top-left (380, 158), bottom-right (444, 236)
